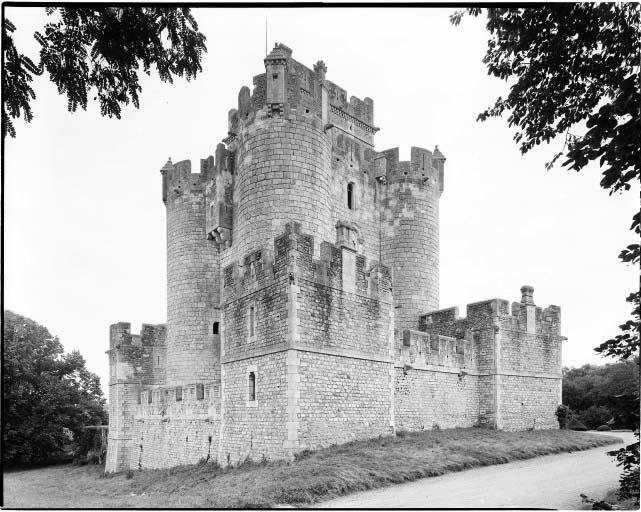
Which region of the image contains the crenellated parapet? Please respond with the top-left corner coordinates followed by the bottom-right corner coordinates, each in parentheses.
top-left (224, 43), bottom-right (378, 150)
top-left (108, 322), bottom-right (166, 386)
top-left (418, 287), bottom-right (564, 379)
top-left (160, 158), bottom-right (210, 204)
top-left (419, 288), bottom-right (563, 340)
top-left (400, 329), bottom-right (474, 371)
top-left (221, 222), bottom-right (392, 304)
top-left (375, 146), bottom-right (445, 191)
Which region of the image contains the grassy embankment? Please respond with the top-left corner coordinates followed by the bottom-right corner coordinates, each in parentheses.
top-left (3, 428), bottom-right (621, 508)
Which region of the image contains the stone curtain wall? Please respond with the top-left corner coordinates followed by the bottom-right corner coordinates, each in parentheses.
top-left (417, 290), bottom-right (564, 431)
top-left (498, 375), bottom-right (561, 430)
top-left (297, 353), bottom-right (393, 448)
top-left (394, 368), bottom-right (480, 430)
top-left (131, 389), bottom-right (220, 469)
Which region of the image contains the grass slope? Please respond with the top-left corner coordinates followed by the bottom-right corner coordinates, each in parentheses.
top-left (3, 429), bottom-right (621, 508)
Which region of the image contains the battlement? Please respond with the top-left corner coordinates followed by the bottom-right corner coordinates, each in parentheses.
top-left (375, 146), bottom-right (445, 190)
top-left (224, 43), bottom-right (378, 148)
top-left (400, 329), bottom-right (473, 370)
top-left (419, 287), bottom-right (562, 337)
top-left (160, 158), bottom-right (209, 203)
top-left (222, 222), bottom-right (392, 303)
top-left (138, 381), bottom-right (219, 418)
top-left (109, 322), bottom-right (166, 351)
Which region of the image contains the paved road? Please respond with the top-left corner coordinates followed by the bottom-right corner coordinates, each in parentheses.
top-left (320, 432), bottom-right (635, 509)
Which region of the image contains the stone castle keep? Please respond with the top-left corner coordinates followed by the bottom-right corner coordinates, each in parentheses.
top-left (106, 44), bottom-right (565, 472)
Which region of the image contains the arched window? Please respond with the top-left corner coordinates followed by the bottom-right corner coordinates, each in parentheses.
top-left (347, 182), bottom-right (355, 210)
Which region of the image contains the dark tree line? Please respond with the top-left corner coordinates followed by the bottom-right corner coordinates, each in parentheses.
top-left (3, 310), bottom-right (107, 465)
top-left (563, 359), bottom-right (639, 430)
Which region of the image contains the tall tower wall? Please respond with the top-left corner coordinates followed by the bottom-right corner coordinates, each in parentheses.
top-left (380, 146), bottom-right (445, 332)
top-left (228, 113), bottom-right (332, 263)
top-left (162, 159), bottom-right (220, 386)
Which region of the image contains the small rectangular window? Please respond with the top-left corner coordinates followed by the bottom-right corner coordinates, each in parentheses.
top-left (213, 322), bottom-right (219, 335)
top-left (148, 391), bottom-right (153, 404)
top-left (248, 372), bottom-right (256, 401)
top-left (176, 386), bottom-right (182, 401)
top-left (196, 383), bottom-right (204, 400)
top-left (272, 73), bottom-right (279, 80)
top-left (249, 306), bottom-right (255, 337)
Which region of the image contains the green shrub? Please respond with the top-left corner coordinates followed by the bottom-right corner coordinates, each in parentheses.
top-left (567, 417), bottom-right (589, 431)
top-left (578, 405), bottom-right (613, 430)
top-left (556, 404), bottom-right (571, 429)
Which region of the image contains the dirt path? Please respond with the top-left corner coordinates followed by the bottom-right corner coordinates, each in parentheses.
top-left (320, 431), bottom-right (635, 509)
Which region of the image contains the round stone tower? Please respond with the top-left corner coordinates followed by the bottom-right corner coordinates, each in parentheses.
top-left (161, 158), bottom-right (219, 386)
top-left (381, 146), bottom-right (445, 332)
top-left (224, 44), bottom-right (333, 262)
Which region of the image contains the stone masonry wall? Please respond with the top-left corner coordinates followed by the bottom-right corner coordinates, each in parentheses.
top-left (297, 352), bottom-right (393, 448)
top-left (381, 147), bottom-right (444, 332)
top-left (164, 159), bottom-right (220, 386)
top-left (131, 383), bottom-right (220, 469)
top-left (394, 367), bottom-right (480, 430)
top-left (219, 352), bottom-right (289, 465)
top-left (498, 375), bottom-right (561, 430)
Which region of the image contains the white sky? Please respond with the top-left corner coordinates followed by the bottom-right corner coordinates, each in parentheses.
top-left (4, 7), bottom-right (638, 397)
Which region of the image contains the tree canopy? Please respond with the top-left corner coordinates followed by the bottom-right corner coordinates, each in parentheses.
top-left (563, 359), bottom-right (639, 429)
top-left (451, 5), bottom-right (640, 361)
top-left (3, 310), bottom-right (107, 465)
top-left (2, 6), bottom-right (206, 138)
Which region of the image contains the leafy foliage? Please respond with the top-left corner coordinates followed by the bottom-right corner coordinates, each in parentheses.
top-left (562, 360), bottom-right (639, 429)
top-left (453, 8), bottom-right (640, 501)
top-left (451, 4), bottom-right (640, 361)
top-left (2, 18), bottom-right (43, 138)
top-left (608, 431), bottom-right (640, 504)
top-left (2, 7), bottom-right (207, 138)
top-left (2, 310), bottom-right (107, 465)
top-left (555, 404), bottom-right (570, 429)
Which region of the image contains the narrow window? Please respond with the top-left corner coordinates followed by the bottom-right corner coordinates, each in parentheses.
top-left (176, 386), bottom-right (182, 402)
top-left (347, 182), bottom-right (354, 210)
top-left (148, 391), bottom-right (153, 404)
top-left (157, 355), bottom-right (160, 366)
top-left (248, 372), bottom-right (256, 401)
top-left (210, 204), bottom-right (214, 217)
top-left (250, 261), bottom-right (256, 280)
top-left (196, 383), bottom-right (204, 400)
top-left (249, 305), bottom-right (255, 337)
top-left (213, 322), bottom-right (219, 335)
